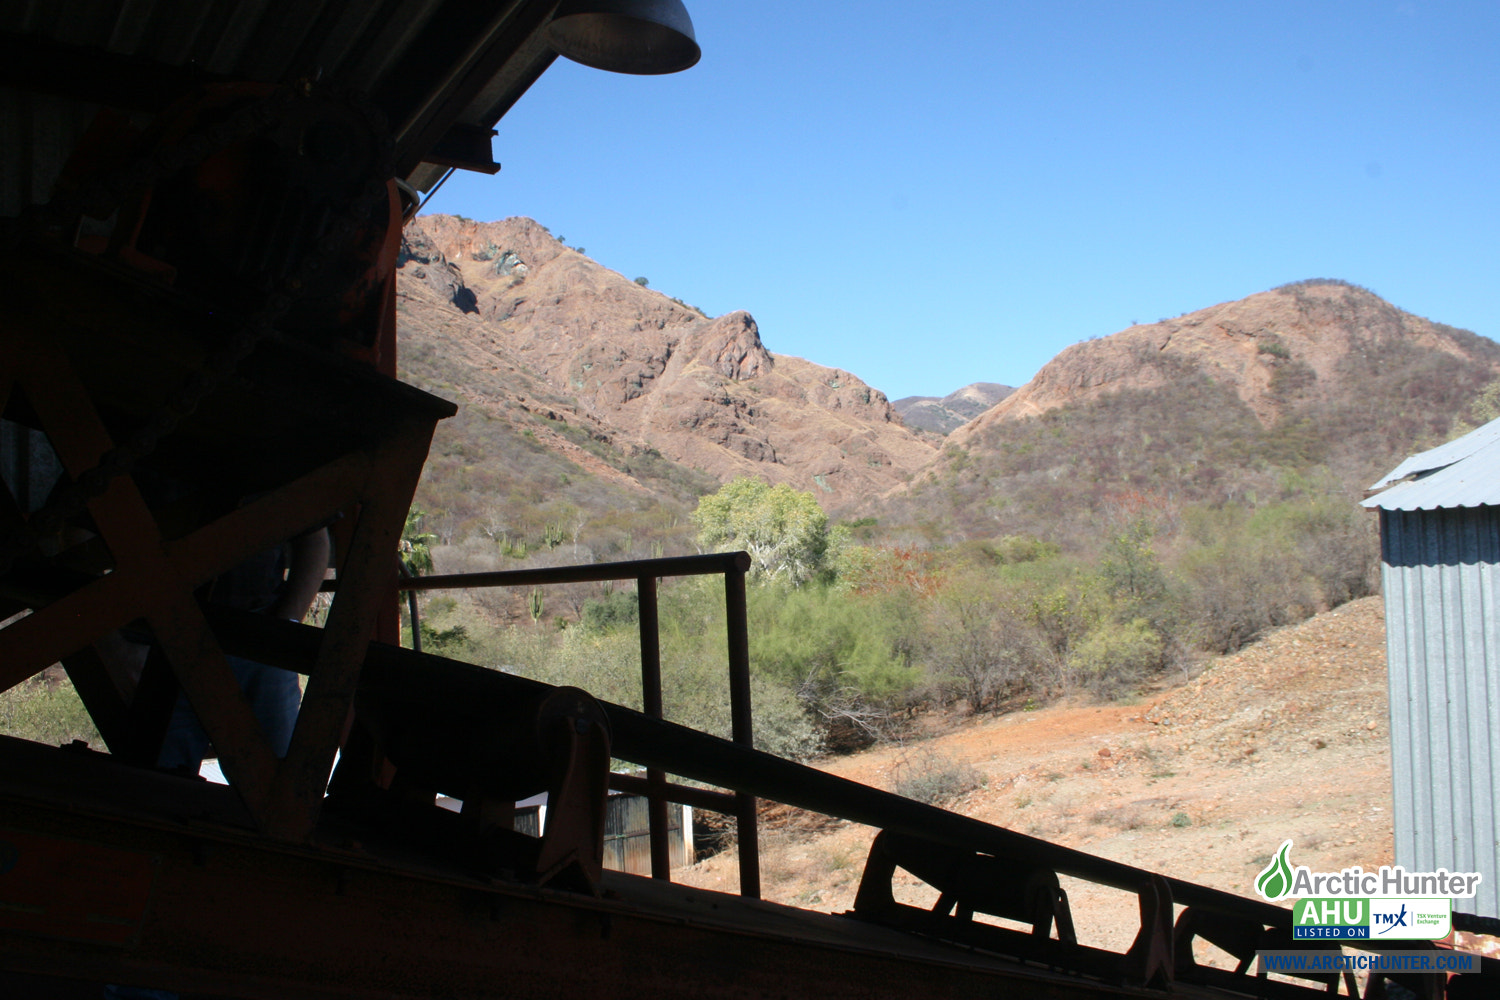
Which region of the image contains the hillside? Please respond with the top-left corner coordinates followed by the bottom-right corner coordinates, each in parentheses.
top-left (397, 237), bottom-right (713, 558)
top-left (888, 280), bottom-right (1500, 543)
top-left (402, 215), bottom-right (935, 513)
top-left (953, 280), bottom-right (1495, 440)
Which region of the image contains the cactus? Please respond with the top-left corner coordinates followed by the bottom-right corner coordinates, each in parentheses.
top-left (529, 588), bottom-right (544, 623)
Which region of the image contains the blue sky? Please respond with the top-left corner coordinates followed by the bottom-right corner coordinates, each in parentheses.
top-left (431, 2), bottom-right (1499, 401)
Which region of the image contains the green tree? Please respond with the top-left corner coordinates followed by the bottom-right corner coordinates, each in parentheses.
top-left (1100, 519), bottom-right (1166, 607)
top-left (581, 589), bottom-right (640, 632)
top-left (400, 506), bottom-right (436, 577)
top-left (750, 584), bottom-right (919, 708)
top-left (398, 507), bottom-right (437, 649)
top-left (693, 478), bottom-right (831, 584)
top-left (1451, 375), bottom-right (1500, 438)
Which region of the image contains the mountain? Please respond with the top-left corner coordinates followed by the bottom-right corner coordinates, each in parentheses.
top-left (891, 279), bottom-right (1500, 542)
top-left (396, 221), bottom-right (1499, 558)
top-left (397, 237), bottom-right (715, 560)
top-left (395, 216), bottom-right (937, 548)
top-left (893, 383), bottom-right (1013, 435)
top-left (950, 281), bottom-right (1494, 443)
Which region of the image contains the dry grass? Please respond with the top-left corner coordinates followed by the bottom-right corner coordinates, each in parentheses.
top-left (0, 672), bottom-right (102, 748)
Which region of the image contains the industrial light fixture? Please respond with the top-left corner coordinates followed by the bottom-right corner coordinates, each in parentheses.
top-left (547, 0), bottom-right (701, 75)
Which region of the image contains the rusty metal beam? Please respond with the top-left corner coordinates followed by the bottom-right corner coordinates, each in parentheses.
top-left (636, 573), bottom-right (671, 881)
top-left (116, 642), bottom-right (181, 766)
top-left (724, 566), bottom-right (759, 900)
top-left (163, 449), bottom-right (374, 586)
top-left (386, 0), bottom-right (558, 178)
top-left (606, 772), bottom-right (736, 815)
top-left (397, 551), bottom-right (753, 591)
top-left (57, 645), bottom-right (131, 755)
top-left (265, 418), bottom-right (438, 842)
top-left (0, 331), bottom-right (282, 815)
top-left (0, 571), bottom-right (151, 692)
top-left (1, 287), bottom-right (451, 840)
top-left (0, 774), bottom-right (1164, 1000)
top-left (339, 637), bottom-right (1292, 927)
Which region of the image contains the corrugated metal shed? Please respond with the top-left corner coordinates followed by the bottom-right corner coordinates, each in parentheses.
top-left (436, 789), bottom-right (694, 875)
top-left (1364, 421), bottom-right (1500, 918)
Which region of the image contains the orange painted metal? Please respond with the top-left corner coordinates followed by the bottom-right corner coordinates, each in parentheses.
top-left (0, 827), bottom-right (157, 948)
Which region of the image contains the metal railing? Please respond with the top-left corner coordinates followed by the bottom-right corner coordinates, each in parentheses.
top-left (272, 551), bottom-right (1500, 992)
top-left (399, 551), bottom-right (761, 897)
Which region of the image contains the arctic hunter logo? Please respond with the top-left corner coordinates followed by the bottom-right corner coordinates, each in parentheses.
top-left (1255, 840), bottom-right (1480, 940)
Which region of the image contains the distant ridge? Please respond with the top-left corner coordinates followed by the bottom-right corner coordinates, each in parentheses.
top-left (893, 383), bottom-right (1013, 435)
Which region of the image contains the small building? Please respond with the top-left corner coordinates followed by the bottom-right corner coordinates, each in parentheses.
top-left (437, 790), bottom-right (695, 876)
top-left (1362, 418), bottom-right (1500, 918)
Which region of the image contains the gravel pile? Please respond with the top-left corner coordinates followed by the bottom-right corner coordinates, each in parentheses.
top-left (1144, 597), bottom-right (1389, 766)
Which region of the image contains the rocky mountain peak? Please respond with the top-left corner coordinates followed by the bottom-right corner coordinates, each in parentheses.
top-left (691, 310), bottom-right (773, 381)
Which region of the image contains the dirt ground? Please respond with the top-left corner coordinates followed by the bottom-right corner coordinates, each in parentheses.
top-left (675, 596), bottom-right (1476, 965)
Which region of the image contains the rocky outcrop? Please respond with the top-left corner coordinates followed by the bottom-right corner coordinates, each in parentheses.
top-left (694, 311), bottom-right (772, 380)
top-left (395, 215), bottom-right (936, 505)
top-left (397, 229), bottom-right (476, 313)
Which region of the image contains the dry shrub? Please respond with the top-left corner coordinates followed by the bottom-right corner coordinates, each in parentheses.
top-left (890, 749), bottom-right (985, 806)
top-left (757, 801), bottom-right (848, 840)
top-left (1089, 805), bottom-right (1147, 831)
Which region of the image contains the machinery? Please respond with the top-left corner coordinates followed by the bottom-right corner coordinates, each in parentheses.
top-left (1, 3), bottom-right (1494, 996)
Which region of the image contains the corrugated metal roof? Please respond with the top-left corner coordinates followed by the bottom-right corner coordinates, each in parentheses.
top-left (1363, 416), bottom-right (1500, 511)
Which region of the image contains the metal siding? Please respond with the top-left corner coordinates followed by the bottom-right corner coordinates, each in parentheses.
top-left (1380, 506), bottom-right (1500, 917)
top-left (602, 796), bottom-right (686, 875)
top-left (0, 88), bottom-right (100, 218)
top-left (1381, 550), bottom-right (1415, 885)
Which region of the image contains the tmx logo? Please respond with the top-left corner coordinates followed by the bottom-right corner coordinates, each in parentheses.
top-left (1375, 905), bottom-right (1409, 932)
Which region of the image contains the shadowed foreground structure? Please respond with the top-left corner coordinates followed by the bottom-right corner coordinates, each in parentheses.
top-left (1, 3), bottom-right (1494, 997)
